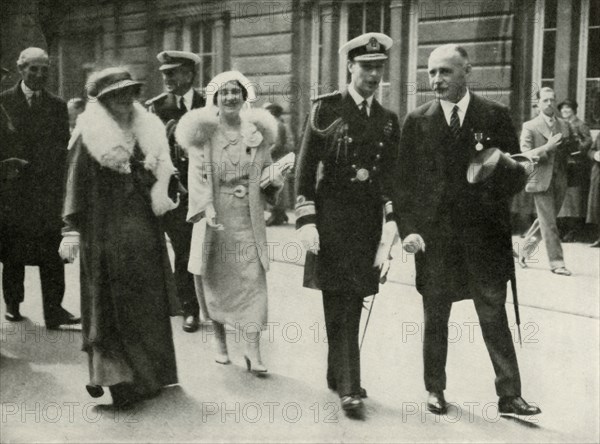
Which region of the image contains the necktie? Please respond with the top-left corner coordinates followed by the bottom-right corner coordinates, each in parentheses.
top-left (179, 96), bottom-right (187, 112)
top-left (449, 105), bottom-right (460, 139)
top-left (360, 100), bottom-right (369, 119)
top-left (30, 92), bottom-right (40, 109)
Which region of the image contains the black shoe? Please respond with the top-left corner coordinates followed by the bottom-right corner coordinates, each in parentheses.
top-left (46, 308), bottom-right (81, 330)
top-left (426, 391), bottom-right (448, 414)
top-left (328, 382), bottom-right (367, 398)
top-left (498, 396), bottom-right (541, 416)
top-left (5, 304), bottom-right (23, 322)
top-left (340, 395), bottom-right (364, 414)
top-left (86, 384), bottom-right (104, 398)
top-left (265, 212), bottom-right (288, 226)
top-left (182, 315), bottom-right (199, 333)
top-left (590, 240), bottom-right (600, 248)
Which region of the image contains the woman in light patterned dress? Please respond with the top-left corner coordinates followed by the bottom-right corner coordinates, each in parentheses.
top-left (176, 71), bottom-right (286, 373)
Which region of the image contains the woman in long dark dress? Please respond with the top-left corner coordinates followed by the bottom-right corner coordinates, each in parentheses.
top-left (59, 67), bottom-right (179, 408)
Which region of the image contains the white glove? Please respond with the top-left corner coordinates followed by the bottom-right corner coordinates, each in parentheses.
top-left (402, 233), bottom-right (426, 253)
top-left (271, 168), bottom-right (285, 188)
top-left (374, 221), bottom-right (399, 269)
top-left (58, 232), bottom-right (80, 263)
top-left (594, 151), bottom-right (600, 162)
top-left (205, 203), bottom-right (224, 231)
top-left (298, 223), bottom-right (320, 255)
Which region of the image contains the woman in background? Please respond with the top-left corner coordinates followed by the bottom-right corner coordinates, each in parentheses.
top-left (176, 71), bottom-right (285, 374)
top-left (60, 67), bottom-right (179, 408)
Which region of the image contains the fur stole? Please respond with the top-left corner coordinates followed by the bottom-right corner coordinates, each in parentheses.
top-left (175, 107), bottom-right (278, 152)
top-left (72, 101), bottom-right (178, 216)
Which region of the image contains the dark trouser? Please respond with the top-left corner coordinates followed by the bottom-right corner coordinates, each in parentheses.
top-left (2, 255), bottom-right (65, 322)
top-left (323, 291), bottom-right (364, 397)
top-left (163, 205), bottom-right (198, 317)
top-left (423, 281), bottom-right (521, 397)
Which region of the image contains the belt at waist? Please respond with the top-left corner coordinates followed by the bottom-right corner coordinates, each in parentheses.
top-left (219, 184), bottom-right (249, 198)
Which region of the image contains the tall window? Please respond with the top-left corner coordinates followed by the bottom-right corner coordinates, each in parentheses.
top-left (343, 1), bottom-right (391, 104)
top-left (540, 0), bottom-right (557, 89)
top-left (190, 21), bottom-right (215, 90)
top-left (162, 20), bottom-right (216, 90)
top-left (582, 0), bottom-right (600, 129)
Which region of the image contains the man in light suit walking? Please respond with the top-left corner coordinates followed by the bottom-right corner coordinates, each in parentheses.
top-left (519, 87), bottom-right (574, 275)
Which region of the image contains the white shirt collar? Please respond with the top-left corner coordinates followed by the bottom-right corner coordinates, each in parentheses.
top-left (20, 81), bottom-right (38, 100)
top-left (540, 111), bottom-right (556, 127)
top-left (347, 83), bottom-right (374, 114)
top-left (439, 89), bottom-right (471, 126)
top-left (176, 88), bottom-right (194, 111)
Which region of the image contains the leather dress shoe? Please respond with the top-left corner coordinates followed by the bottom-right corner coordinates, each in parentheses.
top-left (340, 395), bottom-right (364, 414)
top-left (46, 309), bottom-right (81, 330)
top-left (328, 382), bottom-right (367, 398)
top-left (498, 396), bottom-right (541, 416)
top-left (5, 304), bottom-right (23, 322)
top-left (182, 315), bottom-right (199, 333)
top-left (86, 384), bottom-right (104, 398)
top-left (426, 391), bottom-right (448, 414)
top-left (590, 240), bottom-right (600, 248)
top-left (551, 267), bottom-right (572, 276)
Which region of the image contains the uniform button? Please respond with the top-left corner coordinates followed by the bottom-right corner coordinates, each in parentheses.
top-left (378, 142), bottom-right (384, 147)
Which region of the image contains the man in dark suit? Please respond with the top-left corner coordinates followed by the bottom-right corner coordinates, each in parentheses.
top-left (147, 50), bottom-right (206, 332)
top-left (519, 88), bottom-right (575, 275)
top-left (295, 33), bottom-right (399, 416)
top-left (0, 47), bottom-right (79, 329)
top-left (393, 44), bottom-right (540, 416)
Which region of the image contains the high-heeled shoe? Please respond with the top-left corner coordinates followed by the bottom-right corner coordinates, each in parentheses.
top-left (244, 355), bottom-right (268, 373)
top-left (86, 384), bottom-right (104, 398)
top-left (215, 353), bottom-right (231, 365)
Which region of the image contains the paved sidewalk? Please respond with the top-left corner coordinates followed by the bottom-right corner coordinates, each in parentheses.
top-left (1, 218), bottom-right (598, 443)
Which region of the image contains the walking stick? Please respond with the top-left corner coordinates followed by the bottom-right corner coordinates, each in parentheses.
top-left (510, 274), bottom-right (522, 347)
top-left (360, 294), bottom-right (377, 351)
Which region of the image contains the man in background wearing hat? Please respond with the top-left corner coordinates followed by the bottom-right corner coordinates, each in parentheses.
top-left (0, 47), bottom-right (80, 329)
top-left (392, 44), bottom-right (541, 416)
top-left (295, 32), bottom-right (399, 416)
top-left (519, 87), bottom-right (576, 275)
top-left (147, 50), bottom-right (206, 333)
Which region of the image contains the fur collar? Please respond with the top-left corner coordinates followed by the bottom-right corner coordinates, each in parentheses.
top-left (72, 101), bottom-right (177, 216)
top-left (75, 101), bottom-right (170, 174)
top-left (175, 107), bottom-right (278, 152)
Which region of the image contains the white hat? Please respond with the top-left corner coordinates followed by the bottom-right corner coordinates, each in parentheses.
top-left (157, 50), bottom-right (201, 71)
top-left (339, 33), bottom-right (393, 62)
top-left (205, 71), bottom-right (257, 108)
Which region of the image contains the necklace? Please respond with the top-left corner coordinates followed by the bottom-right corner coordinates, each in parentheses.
top-left (221, 126), bottom-right (241, 145)
top-left (220, 127), bottom-right (242, 165)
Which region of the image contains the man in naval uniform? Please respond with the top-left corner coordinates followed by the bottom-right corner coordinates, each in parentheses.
top-left (295, 33), bottom-right (399, 416)
top-left (147, 50), bottom-right (206, 332)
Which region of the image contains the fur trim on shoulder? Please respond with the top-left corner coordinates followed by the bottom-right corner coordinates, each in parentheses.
top-left (75, 101), bottom-right (177, 216)
top-left (175, 107), bottom-right (219, 151)
top-left (240, 108), bottom-right (278, 146)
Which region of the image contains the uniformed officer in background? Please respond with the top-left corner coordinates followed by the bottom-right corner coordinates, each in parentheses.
top-left (147, 50), bottom-right (206, 332)
top-left (295, 33), bottom-right (399, 417)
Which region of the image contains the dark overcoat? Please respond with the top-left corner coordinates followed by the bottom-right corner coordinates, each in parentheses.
top-left (0, 83), bottom-right (69, 262)
top-left (393, 94), bottom-right (520, 302)
top-left (295, 91), bottom-right (400, 297)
